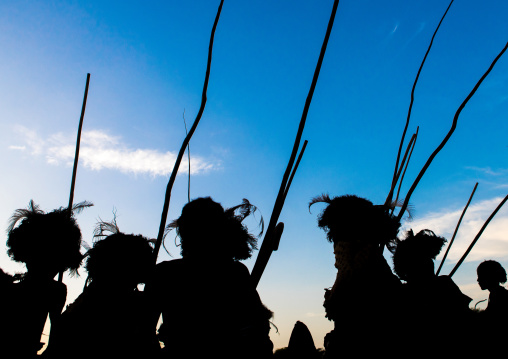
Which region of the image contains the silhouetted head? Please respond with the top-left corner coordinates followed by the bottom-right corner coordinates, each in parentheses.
top-left (309, 194), bottom-right (400, 247)
top-left (287, 321), bottom-right (318, 358)
top-left (86, 230), bottom-right (154, 290)
top-left (477, 260), bottom-right (507, 291)
top-left (169, 197), bottom-right (261, 261)
top-left (6, 200), bottom-right (86, 278)
top-left (392, 229), bottom-right (446, 282)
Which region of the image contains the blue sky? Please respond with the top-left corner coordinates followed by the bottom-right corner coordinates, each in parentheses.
top-left (1, 0), bottom-right (507, 350)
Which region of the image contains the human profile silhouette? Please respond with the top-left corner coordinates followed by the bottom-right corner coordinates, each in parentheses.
top-left (48, 218), bottom-right (159, 359)
top-left (148, 197), bottom-right (273, 359)
top-left (310, 194), bottom-right (401, 358)
top-left (287, 321), bottom-right (320, 359)
top-left (477, 260), bottom-right (508, 318)
top-left (1, 200), bottom-right (88, 358)
top-left (392, 229), bottom-right (472, 356)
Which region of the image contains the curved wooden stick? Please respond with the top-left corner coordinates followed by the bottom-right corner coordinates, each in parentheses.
top-left (390, 129), bottom-right (418, 208)
top-left (397, 40), bottom-right (508, 221)
top-left (153, 0), bottom-right (224, 262)
top-left (392, 127), bottom-right (418, 215)
top-left (387, 0), bottom-right (454, 206)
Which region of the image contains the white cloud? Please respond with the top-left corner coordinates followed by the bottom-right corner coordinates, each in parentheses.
top-left (402, 197), bottom-right (508, 264)
top-left (9, 126), bottom-right (217, 176)
top-left (12, 125), bottom-right (46, 155)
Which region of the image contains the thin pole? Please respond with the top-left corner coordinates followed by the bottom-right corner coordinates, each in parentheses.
top-left (251, 0), bottom-right (340, 287)
top-left (435, 182), bottom-right (478, 275)
top-left (387, 0), bottom-right (454, 206)
top-left (392, 128), bottom-right (418, 215)
top-left (449, 193), bottom-right (508, 277)
top-left (393, 131), bottom-right (417, 195)
top-left (68, 73), bottom-right (90, 213)
top-left (153, 0), bottom-right (224, 263)
top-left (183, 109), bottom-right (191, 203)
top-left (59, 73), bottom-right (91, 282)
top-left (397, 40), bottom-right (508, 221)
top-left (283, 140), bottom-right (308, 200)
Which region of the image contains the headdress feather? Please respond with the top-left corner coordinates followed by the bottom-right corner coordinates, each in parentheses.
top-left (308, 193), bottom-right (332, 213)
top-left (225, 198), bottom-right (264, 237)
top-left (7, 200), bottom-right (44, 233)
top-left (93, 212), bottom-right (120, 241)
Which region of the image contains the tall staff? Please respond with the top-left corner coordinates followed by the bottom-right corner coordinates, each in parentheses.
top-left (435, 182), bottom-right (478, 276)
top-left (251, 0), bottom-right (340, 287)
top-left (396, 39), bottom-right (508, 221)
top-left (386, 0), bottom-right (455, 207)
top-left (153, 0), bottom-right (224, 262)
top-left (58, 73), bottom-right (91, 282)
top-left (449, 194), bottom-right (508, 277)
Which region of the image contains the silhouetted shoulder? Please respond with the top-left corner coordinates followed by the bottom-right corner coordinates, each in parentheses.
top-left (155, 258), bottom-right (185, 273)
top-left (15, 277), bottom-right (67, 314)
top-left (435, 275), bottom-right (472, 309)
top-left (155, 258), bottom-right (252, 285)
top-left (485, 286), bottom-right (508, 317)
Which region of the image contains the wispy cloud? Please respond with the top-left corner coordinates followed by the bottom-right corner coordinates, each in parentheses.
top-left (9, 126), bottom-right (218, 177)
top-left (466, 166), bottom-right (508, 176)
top-left (401, 197), bottom-right (508, 263)
top-left (391, 22), bottom-right (399, 35)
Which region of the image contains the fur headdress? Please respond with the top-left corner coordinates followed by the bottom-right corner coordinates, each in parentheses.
top-left (6, 200), bottom-right (92, 275)
top-left (165, 197), bottom-right (263, 261)
top-left (392, 229), bottom-right (446, 281)
top-left (309, 194), bottom-right (400, 247)
top-left (84, 216), bottom-right (154, 286)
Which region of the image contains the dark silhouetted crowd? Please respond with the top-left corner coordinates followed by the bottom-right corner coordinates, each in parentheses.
top-left (0, 195), bottom-right (506, 358)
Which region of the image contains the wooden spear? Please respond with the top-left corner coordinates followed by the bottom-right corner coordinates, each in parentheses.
top-left (183, 109), bottom-right (191, 203)
top-left (67, 73), bottom-right (90, 213)
top-left (397, 40), bottom-right (508, 221)
top-left (449, 193), bottom-right (508, 277)
top-left (251, 0), bottom-right (340, 287)
top-left (153, 0), bottom-right (224, 263)
top-left (391, 127), bottom-right (418, 215)
top-left (386, 0), bottom-right (454, 207)
top-left (58, 73), bottom-right (91, 282)
top-left (283, 140), bottom-right (308, 200)
top-left (435, 182), bottom-right (478, 276)
top-left (393, 129), bottom-right (418, 195)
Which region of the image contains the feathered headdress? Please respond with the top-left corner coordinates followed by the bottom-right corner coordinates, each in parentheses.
top-left (392, 229), bottom-right (446, 281)
top-left (6, 200), bottom-right (92, 275)
top-left (309, 194), bottom-right (400, 247)
top-left (84, 216), bottom-right (154, 286)
top-left (165, 197), bottom-right (263, 261)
